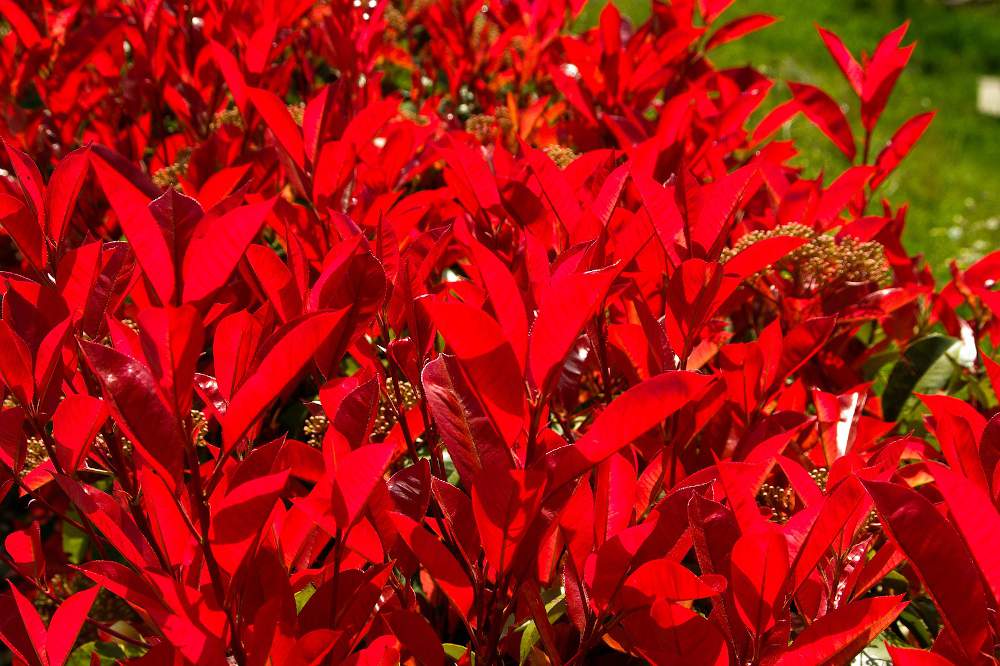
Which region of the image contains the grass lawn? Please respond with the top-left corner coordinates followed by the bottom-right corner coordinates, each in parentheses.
top-left (577, 0), bottom-right (1000, 279)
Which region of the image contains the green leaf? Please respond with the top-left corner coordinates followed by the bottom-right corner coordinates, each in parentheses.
top-left (518, 594), bottom-right (565, 665)
top-left (294, 583), bottom-right (316, 613)
top-left (443, 643), bottom-right (474, 663)
top-left (882, 335), bottom-right (962, 422)
top-left (62, 518), bottom-right (89, 564)
top-left (67, 640), bottom-right (145, 666)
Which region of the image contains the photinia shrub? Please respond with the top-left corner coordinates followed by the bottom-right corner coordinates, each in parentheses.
top-left (0, 0), bottom-right (998, 664)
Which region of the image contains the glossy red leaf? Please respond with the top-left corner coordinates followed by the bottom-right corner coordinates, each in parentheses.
top-left (90, 148), bottom-right (175, 304)
top-left (4, 523), bottom-right (43, 581)
top-left (731, 526), bottom-right (789, 638)
top-left (918, 393), bottom-right (989, 493)
top-left (181, 197), bottom-right (275, 302)
top-left (210, 470), bottom-right (290, 576)
top-left (775, 595), bottom-right (907, 665)
top-left (465, 238), bottom-right (528, 370)
top-left (929, 462), bottom-right (1000, 606)
top-left (872, 112), bottom-right (934, 189)
top-left (79, 340), bottom-right (186, 486)
top-left (548, 371), bottom-right (713, 489)
top-left (706, 14), bottom-right (778, 50)
top-left (421, 353), bottom-right (513, 483)
top-left (6, 582), bottom-right (46, 666)
top-left (862, 479), bottom-right (992, 659)
top-left (528, 264), bottom-right (618, 396)
top-left (887, 646), bottom-right (958, 665)
top-left (223, 310), bottom-right (348, 450)
top-left (620, 558), bottom-right (726, 609)
top-left (57, 477), bottom-right (160, 570)
top-left (0, 194), bottom-right (44, 271)
top-left (471, 468), bottom-right (546, 575)
top-left (47, 586), bottom-right (100, 666)
top-left (331, 443), bottom-right (396, 530)
top-left (619, 599), bottom-right (730, 666)
top-left (0, 320), bottom-right (35, 408)
top-left (249, 88), bottom-right (306, 170)
top-left (817, 26), bottom-right (864, 96)
top-left (422, 300), bottom-right (526, 447)
top-left (51, 395), bottom-right (107, 472)
top-left (46, 146), bottom-right (91, 247)
top-left (861, 23), bottom-right (914, 131)
top-left (137, 305), bottom-right (204, 417)
top-left (788, 81), bottom-right (857, 160)
top-left (390, 512), bottom-right (474, 620)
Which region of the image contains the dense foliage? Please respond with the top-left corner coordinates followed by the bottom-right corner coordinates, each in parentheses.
top-left (0, 0), bottom-right (998, 663)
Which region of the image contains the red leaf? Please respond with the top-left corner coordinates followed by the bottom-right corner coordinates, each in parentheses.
top-left (223, 310), bottom-right (348, 450)
top-left (594, 453), bottom-right (636, 544)
top-left (46, 147), bottom-right (91, 247)
top-left (0, 320), bottom-right (35, 408)
top-left (90, 148), bottom-right (175, 304)
top-left (862, 479), bottom-right (992, 659)
top-left (56, 477), bottom-right (160, 569)
top-left (245, 244), bottom-right (302, 323)
top-left (308, 240), bottom-right (386, 375)
top-left (621, 558), bottom-right (726, 609)
top-left (137, 305), bottom-right (204, 417)
top-left (6, 583), bottom-right (46, 665)
top-left (528, 264), bottom-right (618, 396)
top-left (0, 194), bottom-right (44, 271)
top-left (872, 112), bottom-right (934, 189)
top-left (331, 443), bottom-right (396, 530)
top-left (887, 646), bottom-right (958, 665)
top-left (138, 466), bottom-right (193, 569)
top-left (465, 238), bottom-right (528, 370)
top-left (664, 258), bottom-right (726, 360)
top-left (47, 586), bottom-right (100, 666)
top-left (731, 526), bottom-right (789, 638)
top-left (181, 197), bottom-right (276, 302)
top-left (775, 595), bottom-right (907, 665)
top-left (51, 395), bottom-right (107, 472)
top-left (77, 560), bottom-right (227, 664)
top-left (390, 512), bottom-right (474, 620)
top-left (929, 462), bottom-right (1000, 606)
top-left (421, 353), bottom-right (513, 483)
top-left (706, 14), bottom-right (777, 50)
top-left (548, 371), bottom-right (713, 489)
top-left (788, 81), bottom-right (857, 160)
top-left (249, 88), bottom-right (306, 170)
top-left (213, 309), bottom-right (264, 402)
top-left (816, 166), bottom-right (874, 223)
top-left (210, 41), bottom-right (249, 115)
top-left (4, 522), bottom-right (43, 580)
top-left (790, 476), bottom-right (870, 590)
top-left (431, 477), bottom-right (481, 568)
top-left (619, 599), bottom-right (729, 666)
top-left (422, 300), bottom-right (526, 447)
top-left (210, 470), bottom-right (290, 576)
top-left (918, 393), bottom-right (989, 494)
top-left (383, 610), bottom-right (445, 666)
top-left (79, 340), bottom-right (186, 486)
top-left (3, 140), bottom-right (45, 233)
top-left (524, 145), bottom-right (583, 234)
top-left (723, 235), bottom-right (809, 281)
top-left (817, 26), bottom-right (864, 96)
top-left (320, 373), bottom-right (378, 465)
top-left (861, 23), bottom-right (914, 131)
top-left (0, 0), bottom-right (41, 47)
top-left (471, 468), bottom-right (546, 576)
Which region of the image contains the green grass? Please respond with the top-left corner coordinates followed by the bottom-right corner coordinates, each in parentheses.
top-left (578, 0), bottom-right (1000, 279)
